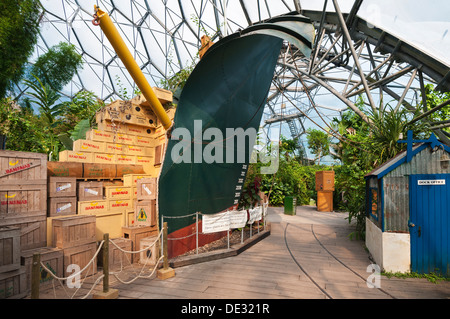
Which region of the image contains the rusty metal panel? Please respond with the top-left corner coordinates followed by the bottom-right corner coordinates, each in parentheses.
top-left (387, 148), bottom-right (449, 177)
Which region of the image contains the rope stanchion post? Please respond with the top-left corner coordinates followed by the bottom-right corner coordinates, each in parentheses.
top-left (31, 253), bottom-right (40, 299)
top-left (196, 212), bottom-right (199, 255)
top-left (93, 234), bottom-right (119, 299)
top-left (157, 222), bottom-right (175, 280)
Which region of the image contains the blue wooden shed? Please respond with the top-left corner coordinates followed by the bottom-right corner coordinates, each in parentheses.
top-left (365, 131), bottom-right (450, 276)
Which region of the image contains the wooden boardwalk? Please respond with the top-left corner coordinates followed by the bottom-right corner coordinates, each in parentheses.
top-left (37, 206), bottom-right (450, 300)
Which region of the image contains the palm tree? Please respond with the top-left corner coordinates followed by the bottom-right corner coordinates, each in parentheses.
top-left (369, 105), bottom-right (429, 164)
top-left (22, 74), bottom-right (64, 160)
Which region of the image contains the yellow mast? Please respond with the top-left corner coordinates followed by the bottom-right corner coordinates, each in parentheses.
top-left (93, 6), bottom-right (173, 131)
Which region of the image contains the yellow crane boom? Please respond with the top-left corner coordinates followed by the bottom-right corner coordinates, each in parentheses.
top-left (93, 5), bottom-right (173, 131)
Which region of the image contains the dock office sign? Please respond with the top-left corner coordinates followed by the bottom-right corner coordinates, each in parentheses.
top-left (418, 179), bottom-right (446, 186)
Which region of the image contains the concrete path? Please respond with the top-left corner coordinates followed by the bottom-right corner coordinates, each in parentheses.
top-left (37, 206), bottom-right (450, 300)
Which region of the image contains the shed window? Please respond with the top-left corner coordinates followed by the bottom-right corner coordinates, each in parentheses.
top-left (369, 188), bottom-right (379, 221)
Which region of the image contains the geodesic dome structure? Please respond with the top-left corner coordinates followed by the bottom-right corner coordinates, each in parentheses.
top-left (23, 0), bottom-right (450, 162)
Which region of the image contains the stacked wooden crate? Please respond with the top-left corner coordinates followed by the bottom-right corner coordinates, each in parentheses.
top-left (51, 215), bottom-right (97, 277)
top-left (47, 90), bottom-right (172, 268)
top-left (0, 151), bottom-right (48, 298)
top-left (0, 226), bottom-right (26, 298)
top-left (134, 177), bottom-right (157, 228)
top-left (58, 88), bottom-right (174, 177)
top-left (315, 171), bottom-right (335, 212)
top-left (47, 177), bottom-right (77, 217)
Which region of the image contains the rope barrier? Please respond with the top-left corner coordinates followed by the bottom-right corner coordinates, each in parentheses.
top-left (37, 205), bottom-right (270, 298)
top-left (40, 240), bottom-right (105, 281)
top-left (109, 228), bottom-right (163, 254)
top-left (39, 240), bottom-right (105, 299)
top-left (162, 212), bottom-right (197, 219)
top-left (38, 230), bottom-right (165, 298)
top-left (110, 255), bottom-right (164, 285)
top-left (108, 228), bottom-right (164, 285)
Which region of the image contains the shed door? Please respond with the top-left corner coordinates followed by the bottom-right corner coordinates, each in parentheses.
top-left (409, 174), bottom-right (450, 276)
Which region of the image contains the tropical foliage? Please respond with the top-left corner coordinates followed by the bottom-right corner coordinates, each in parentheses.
top-left (0, 0), bottom-right (42, 98)
top-left (241, 90), bottom-right (448, 240)
top-left (28, 42), bottom-right (83, 91)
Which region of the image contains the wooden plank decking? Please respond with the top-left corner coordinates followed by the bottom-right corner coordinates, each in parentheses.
top-left (35, 206), bottom-right (450, 301)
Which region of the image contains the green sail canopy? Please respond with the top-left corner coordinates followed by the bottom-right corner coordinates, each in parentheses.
top-left (158, 14), bottom-right (315, 233)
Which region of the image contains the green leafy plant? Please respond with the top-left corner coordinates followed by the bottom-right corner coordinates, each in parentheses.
top-left (382, 271), bottom-right (449, 283)
top-left (159, 63), bottom-right (195, 95)
top-left (238, 176), bottom-right (262, 209)
top-left (422, 84), bottom-right (450, 133)
top-left (0, 0), bottom-right (42, 98)
top-left (22, 74), bottom-right (64, 160)
top-left (306, 128), bottom-right (331, 164)
top-left (28, 41), bottom-right (83, 91)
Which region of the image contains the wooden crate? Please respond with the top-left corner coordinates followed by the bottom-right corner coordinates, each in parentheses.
top-left (130, 115), bottom-right (154, 127)
top-left (166, 107), bottom-right (176, 121)
top-left (154, 144), bottom-right (166, 166)
top-left (107, 199), bottom-right (132, 212)
top-left (138, 235), bottom-right (160, 265)
top-left (98, 237), bottom-right (132, 268)
top-left (52, 215), bottom-right (96, 249)
top-left (114, 133), bottom-right (136, 146)
top-left (0, 266), bottom-right (27, 299)
top-left (115, 164), bottom-right (145, 178)
top-left (73, 139), bottom-right (106, 153)
top-left (102, 180), bottom-right (123, 187)
top-left (48, 197), bottom-right (77, 217)
top-left (122, 225), bottom-right (157, 263)
top-left (20, 246), bottom-right (63, 292)
top-left (154, 127), bottom-right (165, 139)
top-left (0, 150), bottom-right (47, 182)
top-left (92, 153), bottom-right (116, 164)
top-left (85, 211), bottom-right (124, 241)
top-left (116, 154), bottom-right (137, 165)
top-left (59, 150), bottom-right (93, 163)
top-left (126, 145), bottom-right (153, 157)
top-left (46, 215), bottom-right (75, 247)
top-left (63, 242), bottom-right (98, 277)
top-left (97, 111), bottom-right (154, 129)
top-left (105, 143), bottom-right (126, 155)
top-left (136, 178), bottom-right (157, 200)
top-left (126, 124), bottom-right (153, 137)
top-left (96, 121), bottom-right (127, 135)
top-left (135, 157), bottom-right (154, 172)
top-left (123, 174), bottom-right (153, 187)
top-left (48, 177), bottom-right (77, 198)
top-left (147, 87), bottom-right (173, 105)
top-left (0, 187), bottom-right (46, 215)
top-left (317, 191), bottom-right (333, 212)
top-left (0, 226), bottom-right (20, 273)
top-left (123, 210), bottom-right (135, 227)
top-left (83, 163), bottom-right (115, 179)
top-left (142, 165), bottom-right (159, 177)
top-left (135, 136), bottom-right (155, 148)
top-left (86, 129), bottom-right (115, 143)
top-left (134, 200), bottom-right (157, 227)
top-left (77, 181), bottom-right (103, 201)
top-left (128, 105), bottom-right (157, 127)
top-left (1, 214), bottom-right (47, 251)
top-left (77, 200), bottom-right (107, 215)
top-left (315, 170), bottom-right (335, 191)
top-left (47, 162), bottom-right (83, 178)
top-left (104, 186), bottom-right (132, 200)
